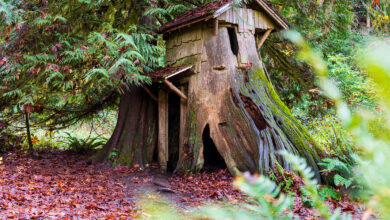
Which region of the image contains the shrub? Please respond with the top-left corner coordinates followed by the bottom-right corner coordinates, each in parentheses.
top-left (62, 132), bottom-right (106, 154)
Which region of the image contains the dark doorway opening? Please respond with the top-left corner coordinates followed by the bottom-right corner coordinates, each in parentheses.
top-left (227, 27), bottom-right (239, 56)
top-left (167, 92), bottom-right (180, 172)
top-left (202, 124), bottom-right (226, 171)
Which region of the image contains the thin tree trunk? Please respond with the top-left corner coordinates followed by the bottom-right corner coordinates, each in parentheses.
top-left (25, 112), bottom-right (34, 154)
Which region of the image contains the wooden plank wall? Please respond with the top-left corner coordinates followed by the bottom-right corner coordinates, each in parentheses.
top-left (218, 8), bottom-right (275, 33)
top-left (165, 25), bottom-right (203, 73)
top-left (164, 8), bottom-right (276, 73)
top-left (158, 89), bottom-right (169, 171)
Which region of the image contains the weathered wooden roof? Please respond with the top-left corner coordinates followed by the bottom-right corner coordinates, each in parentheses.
top-left (159, 0), bottom-right (289, 35)
top-left (146, 65), bottom-right (194, 81)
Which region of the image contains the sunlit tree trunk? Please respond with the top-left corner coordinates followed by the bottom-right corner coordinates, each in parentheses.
top-left (170, 27), bottom-right (323, 181)
top-left (93, 6), bottom-right (324, 182)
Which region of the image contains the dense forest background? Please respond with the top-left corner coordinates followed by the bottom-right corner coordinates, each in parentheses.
top-left (1, 0), bottom-right (390, 219)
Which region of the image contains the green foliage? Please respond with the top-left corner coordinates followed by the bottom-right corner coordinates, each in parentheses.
top-left (320, 158), bottom-right (351, 176)
top-left (145, 0), bottom-right (243, 25)
top-left (281, 151), bottom-right (352, 220)
top-left (318, 158), bottom-right (360, 190)
top-left (62, 132), bottom-right (106, 154)
top-left (202, 151), bottom-right (354, 220)
top-left (366, 0), bottom-right (390, 33)
top-left (307, 115), bottom-right (353, 158)
top-left (263, 0), bottom-right (377, 122)
top-left (327, 54), bottom-right (376, 110)
top-left (145, 3), bottom-right (188, 22)
top-left (0, 0), bottom-right (163, 132)
top-left (267, 162), bottom-right (294, 193)
top-left (353, 42), bottom-right (390, 218)
top-left (108, 150), bottom-right (118, 161)
top-left (318, 186), bottom-right (342, 201)
top-left (280, 151), bottom-right (331, 218)
top-left (286, 30), bottom-right (390, 219)
top-left (270, 0), bottom-right (356, 53)
top-left (0, 0), bottom-right (22, 25)
top-left (107, 147), bottom-right (120, 167)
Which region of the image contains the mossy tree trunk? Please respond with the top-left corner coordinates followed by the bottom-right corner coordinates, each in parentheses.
top-left (93, 25), bottom-right (324, 182)
top-left (172, 26), bottom-right (323, 181)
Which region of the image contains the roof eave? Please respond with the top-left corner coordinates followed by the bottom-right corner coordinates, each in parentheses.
top-left (159, 14), bottom-right (214, 36)
top-left (254, 0), bottom-right (289, 30)
top-left (212, 2), bottom-right (233, 18)
top-left (160, 0), bottom-right (290, 35)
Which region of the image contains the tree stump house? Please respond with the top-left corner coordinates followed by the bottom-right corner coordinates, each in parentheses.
top-left (144, 0), bottom-right (321, 179)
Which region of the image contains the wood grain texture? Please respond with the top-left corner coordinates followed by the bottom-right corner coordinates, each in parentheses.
top-left (170, 23), bottom-right (322, 182)
top-left (158, 89), bottom-right (169, 171)
top-left (218, 8), bottom-right (275, 32)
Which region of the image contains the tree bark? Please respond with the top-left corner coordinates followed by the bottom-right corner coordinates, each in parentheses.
top-left (171, 27), bottom-right (323, 181)
top-left (93, 26), bottom-right (324, 182)
top-left (91, 86), bottom-right (158, 167)
top-left (25, 112), bottom-right (34, 154)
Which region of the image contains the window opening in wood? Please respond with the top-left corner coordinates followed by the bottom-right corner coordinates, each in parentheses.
top-left (227, 27), bottom-right (239, 56)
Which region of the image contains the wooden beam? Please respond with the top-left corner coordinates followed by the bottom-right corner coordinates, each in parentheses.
top-left (214, 19), bottom-right (219, 36)
top-left (165, 65), bottom-right (193, 80)
top-left (142, 85), bottom-right (158, 102)
top-left (257, 28), bottom-right (273, 49)
top-left (163, 79), bottom-right (188, 100)
top-left (179, 86), bottom-right (188, 162)
top-left (158, 89), bottom-right (169, 172)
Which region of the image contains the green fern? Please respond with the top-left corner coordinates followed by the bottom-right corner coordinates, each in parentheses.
top-left (62, 132), bottom-right (106, 154)
top-left (318, 157), bottom-right (358, 189)
top-left (0, 0), bottom-right (21, 25)
top-left (333, 175), bottom-right (353, 189)
top-left (319, 158), bottom-right (351, 175)
top-left (280, 151), bottom-right (352, 220)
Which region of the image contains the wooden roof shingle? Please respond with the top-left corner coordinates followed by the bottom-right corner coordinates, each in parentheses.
top-left (158, 0), bottom-right (289, 35)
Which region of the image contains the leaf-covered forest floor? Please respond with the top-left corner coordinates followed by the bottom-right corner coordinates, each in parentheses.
top-left (0, 150), bottom-right (365, 219)
top-left (0, 150), bottom-right (244, 218)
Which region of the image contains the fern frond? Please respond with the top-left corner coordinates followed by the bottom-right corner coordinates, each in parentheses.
top-left (280, 151), bottom-right (353, 220)
top-left (319, 157), bottom-right (351, 175)
top-left (0, 0), bottom-right (21, 25)
top-left (280, 151), bottom-right (331, 218)
top-left (115, 34), bottom-right (137, 50)
top-left (85, 68), bottom-right (109, 80)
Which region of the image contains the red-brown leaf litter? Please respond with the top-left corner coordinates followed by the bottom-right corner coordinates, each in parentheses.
top-left (0, 152), bottom-right (141, 218)
top-left (0, 151), bottom-right (363, 219)
top-left (169, 169), bottom-right (244, 206)
top-left (0, 151), bottom-right (243, 218)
